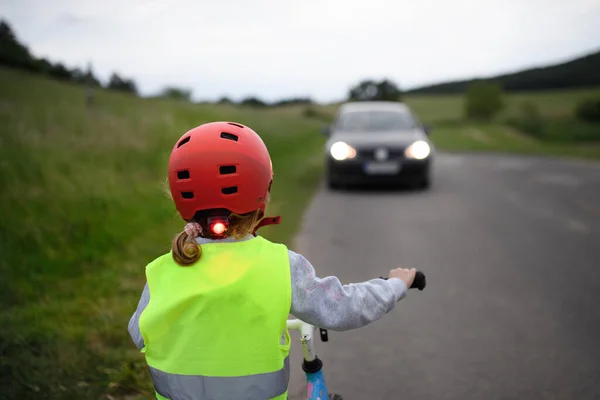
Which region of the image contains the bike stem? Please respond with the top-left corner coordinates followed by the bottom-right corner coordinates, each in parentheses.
top-left (287, 319), bottom-right (324, 373)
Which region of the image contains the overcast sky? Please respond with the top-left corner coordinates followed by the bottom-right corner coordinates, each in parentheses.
top-left (3, 0), bottom-right (600, 102)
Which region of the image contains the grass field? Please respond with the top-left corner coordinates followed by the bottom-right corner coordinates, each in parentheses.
top-left (403, 87), bottom-right (600, 123)
top-left (405, 88), bottom-right (600, 160)
top-left (310, 87), bottom-right (600, 122)
top-left (427, 122), bottom-right (600, 160)
top-left (0, 67), bottom-right (326, 399)
top-left (2, 65), bottom-right (599, 399)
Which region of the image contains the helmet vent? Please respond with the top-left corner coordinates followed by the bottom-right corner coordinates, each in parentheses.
top-left (219, 165), bottom-right (236, 175)
top-left (228, 122), bottom-right (244, 129)
top-left (177, 170), bottom-right (190, 180)
top-left (177, 136), bottom-right (191, 148)
top-left (222, 186), bottom-right (238, 195)
top-left (220, 132), bottom-right (239, 142)
top-left (181, 191), bottom-right (194, 199)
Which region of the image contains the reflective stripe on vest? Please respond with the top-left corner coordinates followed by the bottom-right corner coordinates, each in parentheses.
top-left (139, 236), bottom-right (292, 399)
top-left (150, 356), bottom-right (290, 400)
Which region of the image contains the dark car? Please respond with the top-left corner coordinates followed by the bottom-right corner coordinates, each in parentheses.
top-left (323, 101), bottom-right (434, 190)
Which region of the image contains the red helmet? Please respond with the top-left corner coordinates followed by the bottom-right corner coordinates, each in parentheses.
top-left (168, 121), bottom-right (273, 221)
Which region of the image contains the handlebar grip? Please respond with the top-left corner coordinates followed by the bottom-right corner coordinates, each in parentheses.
top-left (380, 271), bottom-right (426, 291)
top-left (412, 271), bottom-right (426, 290)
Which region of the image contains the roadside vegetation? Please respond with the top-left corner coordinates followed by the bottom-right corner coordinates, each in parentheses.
top-left (1, 16), bottom-right (599, 400)
top-left (0, 66), bottom-right (325, 399)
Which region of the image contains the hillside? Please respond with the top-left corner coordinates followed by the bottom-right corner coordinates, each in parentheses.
top-left (0, 66), bottom-right (325, 399)
top-left (407, 49), bottom-right (600, 94)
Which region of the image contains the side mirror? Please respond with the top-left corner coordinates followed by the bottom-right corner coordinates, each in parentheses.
top-left (423, 124), bottom-right (432, 135)
top-left (321, 125), bottom-right (331, 136)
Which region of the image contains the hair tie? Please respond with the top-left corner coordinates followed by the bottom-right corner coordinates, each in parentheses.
top-left (184, 222), bottom-right (203, 238)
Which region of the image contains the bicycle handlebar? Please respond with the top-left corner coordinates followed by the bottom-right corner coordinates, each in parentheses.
top-left (380, 270), bottom-right (426, 291)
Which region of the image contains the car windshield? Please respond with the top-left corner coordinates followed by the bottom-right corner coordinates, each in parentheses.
top-left (335, 110), bottom-right (416, 132)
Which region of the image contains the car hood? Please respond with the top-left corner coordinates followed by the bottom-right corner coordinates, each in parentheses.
top-left (328, 129), bottom-right (427, 148)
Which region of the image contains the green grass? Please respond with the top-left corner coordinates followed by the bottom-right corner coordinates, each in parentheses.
top-left (0, 66), bottom-right (325, 399)
top-left (429, 122), bottom-right (600, 160)
top-left (403, 87), bottom-right (600, 123)
top-left (412, 88), bottom-right (600, 160)
top-left (2, 64), bottom-right (598, 398)
top-left (315, 89), bottom-right (600, 160)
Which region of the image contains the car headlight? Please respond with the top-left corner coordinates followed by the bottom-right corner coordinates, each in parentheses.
top-left (405, 140), bottom-right (431, 160)
top-left (330, 141), bottom-right (357, 161)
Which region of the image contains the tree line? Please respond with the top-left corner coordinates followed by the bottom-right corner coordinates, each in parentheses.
top-left (406, 49), bottom-right (600, 95)
top-left (0, 19), bottom-right (138, 94)
top-left (1, 18), bottom-right (408, 105)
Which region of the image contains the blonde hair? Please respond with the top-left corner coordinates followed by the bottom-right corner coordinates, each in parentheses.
top-left (171, 203), bottom-right (269, 267)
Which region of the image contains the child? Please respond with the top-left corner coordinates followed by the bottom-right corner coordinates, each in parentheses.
top-left (128, 121), bottom-right (416, 400)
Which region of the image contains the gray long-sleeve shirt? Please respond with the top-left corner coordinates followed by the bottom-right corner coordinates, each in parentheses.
top-left (128, 234), bottom-right (407, 350)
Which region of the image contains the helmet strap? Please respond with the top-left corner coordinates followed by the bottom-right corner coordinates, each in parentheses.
top-left (252, 215), bottom-right (282, 236)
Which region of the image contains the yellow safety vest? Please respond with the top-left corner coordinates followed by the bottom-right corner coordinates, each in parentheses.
top-left (139, 236), bottom-right (292, 399)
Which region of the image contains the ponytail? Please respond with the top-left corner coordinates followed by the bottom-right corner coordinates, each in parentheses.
top-left (170, 206), bottom-right (265, 267)
top-left (172, 230), bottom-right (202, 266)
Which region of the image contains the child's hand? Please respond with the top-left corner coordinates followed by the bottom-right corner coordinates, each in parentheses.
top-left (388, 267), bottom-right (417, 288)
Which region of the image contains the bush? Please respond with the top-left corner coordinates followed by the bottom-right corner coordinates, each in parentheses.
top-left (302, 106), bottom-right (331, 121)
top-left (543, 118), bottom-right (600, 142)
top-left (574, 98), bottom-right (600, 123)
top-left (464, 81), bottom-right (504, 120)
top-left (160, 86), bottom-right (193, 102)
top-left (217, 96), bottom-right (233, 105)
top-left (303, 106), bottom-right (318, 118)
top-left (507, 115), bottom-right (600, 143)
top-left (506, 101), bottom-right (545, 137)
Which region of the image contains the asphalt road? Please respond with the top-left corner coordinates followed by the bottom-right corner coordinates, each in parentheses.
top-left (287, 153), bottom-right (600, 400)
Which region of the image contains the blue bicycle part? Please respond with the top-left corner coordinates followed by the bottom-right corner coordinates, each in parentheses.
top-left (304, 360), bottom-right (328, 400)
top-left (286, 319), bottom-right (342, 400)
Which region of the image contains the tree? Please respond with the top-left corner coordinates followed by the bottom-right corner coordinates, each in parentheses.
top-left (217, 96), bottom-right (233, 105)
top-left (464, 81), bottom-right (504, 120)
top-left (160, 86), bottom-right (192, 101)
top-left (71, 68), bottom-right (86, 83)
top-left (47, 62), bottom-right (73, 81)
top-left (71, 63), bottom-right (101, 86)
top-left (375, 79), bottom-right (402, 102)
top-left (272, 97), bottom-right (313, 107)
top-left (348, 79), bottom-right (402, 102)
top-left (240, 97), bottom-right (267, 107)
top-left (107, 72), bottom-right (138, 94)
top-left (0, 19), bottom-right (38, 71)
top-left (35, 57), bottom-right (54, 74)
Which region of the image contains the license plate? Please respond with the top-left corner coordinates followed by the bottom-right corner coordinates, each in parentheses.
top-left (364, 161), bottom-right (401, 175)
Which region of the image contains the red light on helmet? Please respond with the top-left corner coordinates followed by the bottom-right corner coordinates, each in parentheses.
top-left (207, 216), bottom-right (228, 236)
top-left (210, 222), bottom-right (226, 235)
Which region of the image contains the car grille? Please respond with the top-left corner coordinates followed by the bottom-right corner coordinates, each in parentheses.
top-left (356, 147), bottom-right (406, 160)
